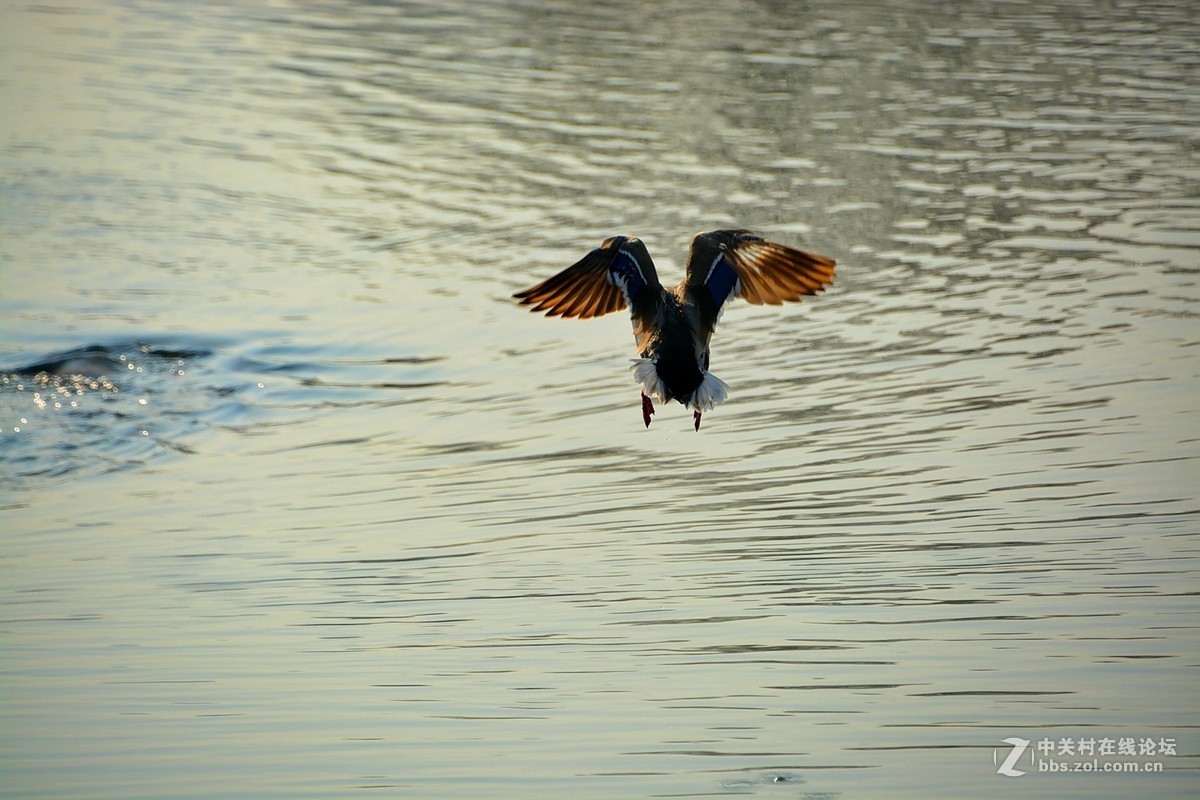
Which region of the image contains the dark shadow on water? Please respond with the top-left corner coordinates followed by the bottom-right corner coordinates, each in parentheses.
top-left (0, 337), bottom-right (449, 483)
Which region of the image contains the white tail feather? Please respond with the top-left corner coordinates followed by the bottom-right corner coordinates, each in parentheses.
top-left (629, 358), bottom-right (666, 402)
top-left (690, 370), bottom-right (729, 412)
top-left (630, 358), bottom-right (729, 412)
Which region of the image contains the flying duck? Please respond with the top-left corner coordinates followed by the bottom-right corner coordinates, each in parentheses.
top-left (514, 229), bottom-right (835, 430)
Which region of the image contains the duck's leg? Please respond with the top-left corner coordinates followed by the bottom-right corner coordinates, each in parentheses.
top-left (693, 410), bottom-right (702, 431)
top-left (641, 393), bottom-right (655, 427)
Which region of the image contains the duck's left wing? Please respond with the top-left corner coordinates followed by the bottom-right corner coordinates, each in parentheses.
top-left (514, 236), bottom-right (660, 319)
top-left (685, 229), bottom-right (836, 312)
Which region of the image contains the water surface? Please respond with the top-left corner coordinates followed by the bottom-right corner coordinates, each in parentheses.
top-left (2, 1), bottom-right (1198, 798)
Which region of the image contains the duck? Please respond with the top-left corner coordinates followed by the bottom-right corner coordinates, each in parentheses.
top-left (513, 229), bottom-right (835, 430)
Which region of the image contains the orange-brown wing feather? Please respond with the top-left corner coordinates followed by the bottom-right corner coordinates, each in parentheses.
top-left (725, 239), bottom-right (836, 305)
top-left (513, 236), bottom-right (660, 320)
top-left (513, 249), bottom-right (626, 319)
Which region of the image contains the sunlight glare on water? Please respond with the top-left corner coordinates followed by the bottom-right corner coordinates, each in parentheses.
top-left (1, 1), bottom-right (1198, 798)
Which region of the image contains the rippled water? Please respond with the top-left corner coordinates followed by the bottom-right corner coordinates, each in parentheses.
top-left (2, 1), bottom-right (1198, 797)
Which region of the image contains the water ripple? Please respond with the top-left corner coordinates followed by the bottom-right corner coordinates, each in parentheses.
top-left (2, 1), bottom-right (1198, 798)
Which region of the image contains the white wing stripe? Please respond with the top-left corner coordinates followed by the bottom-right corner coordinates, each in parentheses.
top-left (619, 246), bottom-right (647, 284)
top-left (702, 252), bottom-right (723, 284)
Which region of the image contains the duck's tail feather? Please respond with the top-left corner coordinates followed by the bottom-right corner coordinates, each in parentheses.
top-left (689, 370), bottom-right (729, 412)
top-left (630, 358), bottom-right (666, 402)
top-left (630, 358), bottom-right (729, 412)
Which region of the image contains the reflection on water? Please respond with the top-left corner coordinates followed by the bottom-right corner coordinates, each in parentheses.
top-left (2, 0), bottom-right (1198, 798)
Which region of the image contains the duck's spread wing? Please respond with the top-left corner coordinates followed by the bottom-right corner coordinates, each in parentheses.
top-left (686, 229), bottom-right (836, 311)
top-left (513, 236), bottom-right (660, 319)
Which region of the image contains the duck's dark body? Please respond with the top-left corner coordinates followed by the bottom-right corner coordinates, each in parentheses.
top-left (637, 290), bottom-right (706, 403)
top-left (515, 230), bottom-right (835, 429)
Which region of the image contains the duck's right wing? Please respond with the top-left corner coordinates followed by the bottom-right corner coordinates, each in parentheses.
top-left (513, 236), bottom-right (661, 319)
top-left (685, 229), bottom-right (836, 312)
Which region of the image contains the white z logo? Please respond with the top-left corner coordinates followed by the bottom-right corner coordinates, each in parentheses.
top-left (995, 737), bottom-right (1030, 777)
